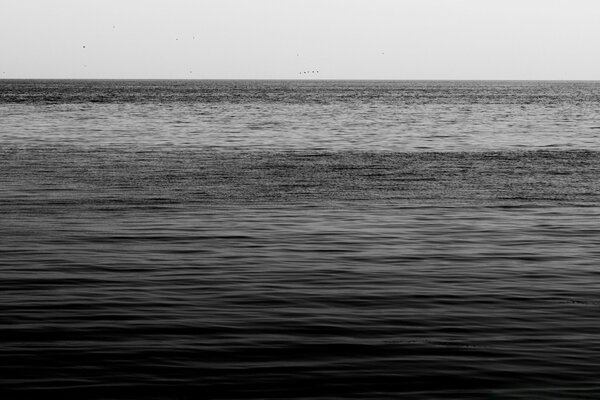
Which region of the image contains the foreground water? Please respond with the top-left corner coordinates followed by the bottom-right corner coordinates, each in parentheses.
top-left (1, 81), bottom-right (600, 399)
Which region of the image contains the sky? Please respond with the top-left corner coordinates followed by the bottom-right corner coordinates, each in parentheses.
top-left (1, 0), bottom-right (599, 80)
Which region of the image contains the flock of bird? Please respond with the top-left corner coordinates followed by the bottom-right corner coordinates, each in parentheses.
top-left (78, 28), bottom-right (323, 77)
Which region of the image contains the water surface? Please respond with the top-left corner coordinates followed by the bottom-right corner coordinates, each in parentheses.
top-left (1, 80), bottom-right (600, 399)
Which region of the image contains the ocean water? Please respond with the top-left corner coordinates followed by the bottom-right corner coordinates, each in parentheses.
top-left (1, 80), bottom-right (600, 399)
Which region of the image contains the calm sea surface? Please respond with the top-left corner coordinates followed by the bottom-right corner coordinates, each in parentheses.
top-left (1, 80), bottom-right (600, 399)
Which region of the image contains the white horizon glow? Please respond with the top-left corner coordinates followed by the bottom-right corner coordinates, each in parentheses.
top-left (1, 0), bottom-right (599, 80)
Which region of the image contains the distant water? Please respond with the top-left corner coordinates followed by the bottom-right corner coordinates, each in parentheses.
top-left (1, 80), bottom-right (600, 399)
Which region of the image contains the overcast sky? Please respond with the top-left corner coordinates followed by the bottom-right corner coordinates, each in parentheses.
top-left (1, 0), bottom-right (599, 79)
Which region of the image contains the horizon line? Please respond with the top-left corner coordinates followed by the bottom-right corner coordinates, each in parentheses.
top-left (2, 78), bottom-right (600, 82)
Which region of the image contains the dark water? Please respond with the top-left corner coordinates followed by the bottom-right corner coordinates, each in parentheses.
top-left (1, 80), bottom-right (600, 399)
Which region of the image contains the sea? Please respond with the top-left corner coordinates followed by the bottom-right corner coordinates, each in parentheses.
top-left (1, 80), bottom-right (600, 399)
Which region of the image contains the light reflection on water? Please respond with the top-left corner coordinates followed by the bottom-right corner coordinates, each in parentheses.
top-left (1, 80), bottom-right (600, 151)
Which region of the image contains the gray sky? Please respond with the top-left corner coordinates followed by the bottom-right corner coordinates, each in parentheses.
top-left (1, 0), bottom-right (599, 79)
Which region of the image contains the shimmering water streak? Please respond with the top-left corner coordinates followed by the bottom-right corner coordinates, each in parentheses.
top-left (2, 80), bottom-right (600, 151)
